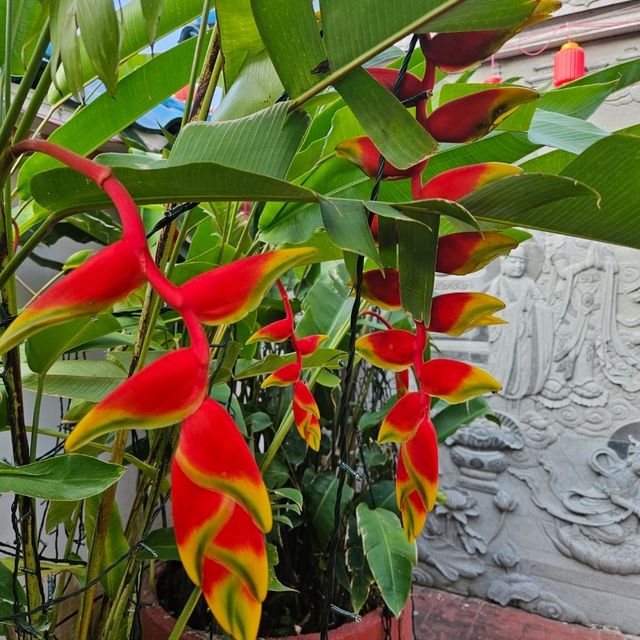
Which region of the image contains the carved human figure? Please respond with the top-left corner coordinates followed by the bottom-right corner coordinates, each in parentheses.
top-left (540, 238), bottom-right (640, 408)
top-left (485, 244), bottom-right (554, 400)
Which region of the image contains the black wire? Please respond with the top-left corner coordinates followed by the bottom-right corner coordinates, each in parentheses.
top-left (146, 202), bottom-right (199, 238)
top-left (319, 35), bottom-right (419, 639)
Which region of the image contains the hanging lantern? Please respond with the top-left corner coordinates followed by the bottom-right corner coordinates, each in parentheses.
top-left (553, 42), bottom-right (586, 87)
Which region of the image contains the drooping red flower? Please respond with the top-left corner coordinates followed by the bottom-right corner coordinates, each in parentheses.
top-left (261, 361), bottom-right (302, 388)
top-left (182, 249), bottom-right (316, 326)
top-left (425, 88), bottom-right (538, 143)
top-left (418, 163), bottom-right (522, 201)
top-left (419, 358), bottom-right (501, 403)
top-left (436, 231), bottom-right (521, 275)
top-left (292, 381), bottom-right (321, 451)
top-left (361, 268), bottom-right (401, 310)
top-left (296, 334), bottom-right (327, 356)
top-left (0, 240), bottom-right (146, 354)
top-left (401, 416), bottom-right (439, 512)
top-left (396, 453), bottom-right (427, 543)
top-left (377, 391), bottom-right (428, 444)
top-left (355, 329), bottom-right (416, 371)
top-left (65, 348), bottom-right (208, 452)
top-left (428, 292), bottom-right (505, 336)
top-left (335, 136), bottom-right (416, 179)
top-left (366, 67), bottom-right (423, 100)
top-left (246, 318), bottom-right (292, 344)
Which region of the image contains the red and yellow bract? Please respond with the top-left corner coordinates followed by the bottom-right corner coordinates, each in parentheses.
top-left (428, 292), bottom-right (506, 336)
top-left (420, 358), bottom-right (501, 403)
top-left (378, 391), bottom-right (428, 444)
top-left (355, 329), bottom-right (416, 371)
top-left (361, 268), bottom-right (401, 310)
top-left (436, 231), bottom-right (521, 275)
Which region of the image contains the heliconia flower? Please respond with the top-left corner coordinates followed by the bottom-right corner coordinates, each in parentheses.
top-left (377, 391), bottom-right (428, 444)
top-left (425, 88), bottom-right (539, 143)
top-left (396, 370), bottom-right (410, 399)
top-left (361, 269), bottom-right (401, 310)
top-left (65, 348), bottom-right (208, 452)
top-left (206, 501), bottom-right (269, 602)
top-left (246, 318), bottom-right (292, 344)
top-left (436, 231), bottom-right (520, 275)
top-left (174, 398), bottom-right (272, 533)
top-left (366, 67), bottom-right (423, 100)
top-left (396, 454), bottom-right (427, 543)
top-left (296, 334), bottom-right (327, 356)
top-left (401, 416), bottom-right (439, 512)
top-left (181, 248), bottom-right (317, 326)
top-left (428, 292), bottom-right (506, 336)
top-left (335, 136), bottom-right (415, 179)
top-left (261, 361), bottom-right (301, 388)
top-left (0, 240), bottom-right (146, 355)
top-left (171, 460), bottom-right (235, 585)
top-left (293, 381), bottom-right (321, 450)
top-left (293, 381), bottom-right (320, 418)
top-left (355, 329), bottom-right (416, 372)
top-left (419, 358), bottom-right (501, 403)
top-left (418, 163), bottom-right (522, 201)
top-left (202, 556), bottom-right (262, 640)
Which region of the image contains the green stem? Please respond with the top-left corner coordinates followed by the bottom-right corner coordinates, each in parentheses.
top-left (168, 586), bottom-right (202, 640)
top-left (260, 310), bottom-right (359, 471)
top-left (29, 375), bottom-right (44, 462)
top-left (196, 50), bottom-right (221, 122)
top-left (13, 61), bottom-right (53, 143)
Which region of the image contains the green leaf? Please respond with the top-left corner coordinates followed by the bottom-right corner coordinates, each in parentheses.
top-left (528, 110), bottom-right (609, 154)
top-left (0, 0), bottom-right (42, 76)
top-left (334, 67), bottom-right (436, 169)
top-left (19, 34), bottom-right (205, 196)
top-left (0, 561), bottom-right (26, 621)
top-left (303, 469), bottom-right (354, 547)
top-left (170, 103), bottom-right (309, 179)
top-left (267, 543), bottom-right (297, 592)
top-left (346, 517), bottom-right (373, 613)
top-left (141, 0), bottom-right (164, 45)
top-left (26, 315), bottom-right (121, 374)
top-left (319, 197), bottom-right (380, 265)
top-left (538, 81), bottom-right (617, 120)
top-left (563, 57), bottom-right (640, 94)
top-left (137, 527), bottom-right (180, 561)
top-left (85, 495), bottom-right (128, 598)
top-left (432, 397), bottom-right (493, 443)
top-left (76, 0), bottom-right (120, 93)
top-left (45, 500), bottom-right (79, 534)
top-left (0, 454), bottom-right (125, 501)
top-left (236, 348), bottom-right (346, 380)
top-left (356, 503), bottom-right (416, 617)
top-left (22, 360), bottom-right (127, 402)
top-left (251, 0), bottom-right (328, 97)
top-left (398, 220), bottom-right (438, 323)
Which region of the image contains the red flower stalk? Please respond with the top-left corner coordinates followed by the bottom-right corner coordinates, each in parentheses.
top-left (436, 231), bottom-right (522, 275)
top-left (428, 292), bottom-right (506, 336)
top-left (418, 162), bottom-right (522, 201)
top-left (425, 87), bottom-right (539, 143)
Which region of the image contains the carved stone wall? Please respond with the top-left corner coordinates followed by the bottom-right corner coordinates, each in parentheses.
top-left (417, 230), bottom-right (640, 633)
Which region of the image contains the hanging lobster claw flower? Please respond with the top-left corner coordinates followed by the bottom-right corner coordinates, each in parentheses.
top-left (419, 358), bottom-right (501, 403)
top-left (296, 334), bottom-right (327, 356)
top-left (355, 329), bottom-right (416, 372)
top-left (396, 454), bottom-right (427, 543)
top-left (182, 249), bottom-right (316, 326)
top-left (361, 269), bottom-right (401, 310)
top-left (401, 417), bottom-right (439, 512)
top-left (171, 461), bottom-right (235, 585)
top-left (378, 391), bottom-right (428, 444)
top-left (0, 240), bottom-right (146, 355)
top-left (175, 398), bottom-right (272, 533)
top-left (246, 318), bottom-right (292, 344)
top-left (293, 381), bottom-right (321, 450)
top-left (335, 136), bottom-right (415, 179)
top-left (206, 501), bottom-right (269, 602)
top-left (396, 369), bottom-right (410, 399)
top-left (261, 361), bottom-right (301, 388)
top-left (428, 292), bottom-right (506, 336)
top-left (202, 556), bottom-right (262, 640)
top-left (419, 163), bottom-right (522, 201)
top-left (436, 231), bottom-right (521, 275)
top-left (65, 348), bottom-right (208, 452)
top-left (425, 88), bottom-right (539, 143)
top-left (366, 67), bottom-right (423, 100)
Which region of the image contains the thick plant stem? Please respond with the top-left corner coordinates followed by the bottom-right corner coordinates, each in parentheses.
top-left (168, 586), bottom-right (202, 640)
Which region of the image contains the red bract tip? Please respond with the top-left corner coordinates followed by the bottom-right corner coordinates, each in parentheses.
top-left (261, 361), bottom-right (301, 388)
top-left (428, 292), bottom-right (506, 336)
top-left (366, 67), bottom-right (423, 100)
top-left (293, 381), bottom-right (321, 450)
top-left (423, 30), bottom-right (511, 72)
top-left (401, 416), bottom-right (439, 512)
top-left (296, 334), bottom-right (327, 356)
top-left (361, 269), bottom-right (401, 310)
top-left (436, 231), bottom-right (520, 275)
top-left (246, 318), bottom-right (292, 345)
top-left (0, 240), bottom-right (146, 355)
top-left (175, 398), bottom-right (272, 533)
top-left (419, 358), bottom-right (501, 403)
top-left (419, 163), bottom-right (522, 201)
top-left (182, 249), bottom-right (317, 326)
top-left (426, 88), bottom-right (538, 143)
top-left (355, 329), bottom-right (416, 372)
top-left (65, 348), bottom-right (208, 452)
top-left (378, 391), bottom-right (428, 444)
top-left (335, 136), bottom-right (416, 179)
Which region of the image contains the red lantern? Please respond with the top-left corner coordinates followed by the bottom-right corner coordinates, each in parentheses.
top-left (553, 42), bottom-right (586, 87)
